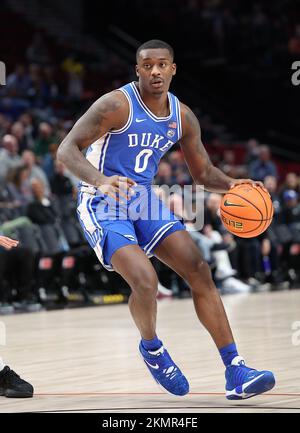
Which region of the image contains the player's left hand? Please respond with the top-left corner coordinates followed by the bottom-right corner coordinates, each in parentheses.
top-left (229, 179), bottom-right (268, 194)
top-left (0, 236), bottom-right (19, 250)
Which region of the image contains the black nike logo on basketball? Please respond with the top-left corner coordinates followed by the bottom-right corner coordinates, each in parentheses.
top-left (224, 200), bottom-right (246, 207)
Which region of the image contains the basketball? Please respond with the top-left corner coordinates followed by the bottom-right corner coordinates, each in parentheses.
top-left (220, 184), bottom-right (274, 238)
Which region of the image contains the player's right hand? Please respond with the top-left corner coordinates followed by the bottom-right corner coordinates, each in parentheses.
top-left (97, 175), bottom-right (137, 202)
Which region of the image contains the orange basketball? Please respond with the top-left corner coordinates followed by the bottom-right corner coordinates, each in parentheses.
top-left (220, 184), bottom-right (274, 238)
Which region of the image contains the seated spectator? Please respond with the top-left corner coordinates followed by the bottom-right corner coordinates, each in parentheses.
top-left (11, 121), bottom-right (33, 153)
top-left (281, 190), bottom-right (300, 225)
top-left (0, 114), bottom-right (12, 138)
top-left (244, 138), bottom-right (260, 165)
top-left (34, 122), bottom-right (58, 157)
top-left (248, 145), bottom-right (278, 181)
top-left (18, 113), bottom-right (34, 143)
top-left (42, 143), bottom-right (59, 180)
top-left (50, 161), bottom-right (75, 198)
top-left (27, 179), bottom-right (58, 226)
top-left (219, 149), bottom-right (247, 179)
top-left (6, 165), bottom-right (33, 208)
top-left (22, 150), bottom-right (51, 196)
top-left (0, 184), bottom-right (23, 223)
top-left (264, 175), bottom-right (281, 221)
top-left (0, 135), bottom-right (21, 185)
top-left (286, 172), bottom-right (299, 190)
top-left (280, 172), bottom-right (300, 200)
top-left (204, 192), bottom-right (225, 233)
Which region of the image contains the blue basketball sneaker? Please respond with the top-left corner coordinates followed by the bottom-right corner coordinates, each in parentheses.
top-left (225, 356), bottom-right (275, 400)
top-left (139, 341), bottom-right (189, 396)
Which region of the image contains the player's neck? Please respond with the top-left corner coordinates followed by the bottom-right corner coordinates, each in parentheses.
top-left (136, 82), bottom-right (170, 117)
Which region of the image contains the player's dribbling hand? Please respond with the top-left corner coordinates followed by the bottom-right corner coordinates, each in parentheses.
top-left (0, 236), bottom-right (19, 250)
top-left (98, 175), bottom-right (137, 202)
top-left (229, 179), bottom-right (269, 194)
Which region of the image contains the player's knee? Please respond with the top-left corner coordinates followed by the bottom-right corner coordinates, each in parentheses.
top-left (189, 260), bottom-right (217, 295)
top-left (185, 259), bottom-right (214, 285)
top-left (131, 272), bottom-right (158, 298)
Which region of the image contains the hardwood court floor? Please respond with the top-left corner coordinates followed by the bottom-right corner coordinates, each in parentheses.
top-left (0, 289), bottom-right (300, 413)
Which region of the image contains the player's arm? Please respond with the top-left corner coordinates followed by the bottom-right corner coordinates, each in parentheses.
top-left (57, 91), bottom-right (136, 198)
top-left (180, 104), bottom-right (264, 193)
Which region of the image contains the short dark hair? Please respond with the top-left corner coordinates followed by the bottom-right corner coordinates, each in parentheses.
top-left (136, 39), bottom-right (174, 62)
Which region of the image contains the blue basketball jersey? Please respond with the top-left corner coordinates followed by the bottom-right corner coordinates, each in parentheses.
top-left (79, 81), bottom-right (182, 193)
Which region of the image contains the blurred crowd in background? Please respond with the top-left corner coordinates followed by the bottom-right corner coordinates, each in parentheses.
top-left (0, 0), bottom-right (300, 313)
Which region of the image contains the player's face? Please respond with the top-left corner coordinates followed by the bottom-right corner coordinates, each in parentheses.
top-left (136, 48), bottom-right (176, 96)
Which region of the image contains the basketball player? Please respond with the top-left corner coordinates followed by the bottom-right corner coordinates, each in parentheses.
top-left (57, 40), bottom-right (275, 399)
top-left (0, 235), bottom-right (34, 398)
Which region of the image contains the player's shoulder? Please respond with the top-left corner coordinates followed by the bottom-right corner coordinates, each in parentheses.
top-left (178, 101), bottom-right (195, 117)
top-left (178, 101), bottom-right (200, 136)
top-left (93, 89), bottom-right (129, 113)
top-left (178, 101), bottom-right (189, 112)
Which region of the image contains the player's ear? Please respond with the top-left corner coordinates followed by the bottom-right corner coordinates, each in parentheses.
top-left (135, 65), bottom-right (139, 77)
top-left (172, 63), bottom-right (177, 76)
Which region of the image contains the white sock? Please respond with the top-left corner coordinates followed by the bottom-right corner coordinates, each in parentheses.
top-left (0, 358), bottom-right (6, 372)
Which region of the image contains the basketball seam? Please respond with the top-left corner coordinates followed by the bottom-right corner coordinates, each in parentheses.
top-left (255, 187), bottom-right (269, 233)
top-left (224, 192), bottom-right (263, 219)
top-left (220, 208), bottom-right (264, 234)
top-left (258, 187), bottom-right (275, 221)
top-left (220, 207), bottom-right (272, 222)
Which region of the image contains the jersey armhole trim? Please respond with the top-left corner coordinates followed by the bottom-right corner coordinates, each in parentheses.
top-left (109, 88), bottom-right (133, 134)
top-left (175, 97), bottom-right (182, 139)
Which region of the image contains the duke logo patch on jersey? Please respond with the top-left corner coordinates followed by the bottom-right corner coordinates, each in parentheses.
top-left (167, 129), bottom-right (175, 138)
